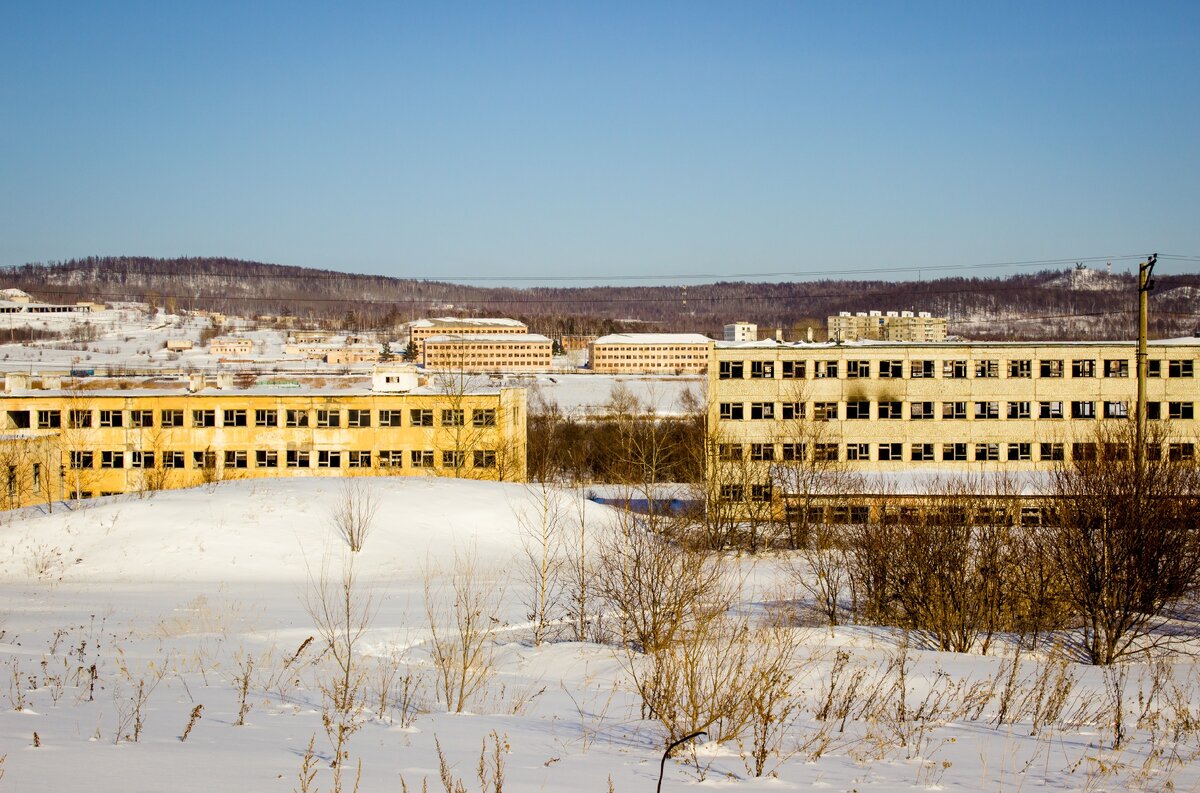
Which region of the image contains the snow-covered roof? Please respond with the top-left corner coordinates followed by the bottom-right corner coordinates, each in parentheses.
top-left (715, 336), bottom-right (1200, 350)
top-left (592, 333), bottom-right (713, 345)
top-left (423, 333), bottom-right (552, 343)
top-left (409, 317), bottom-right (527, 329)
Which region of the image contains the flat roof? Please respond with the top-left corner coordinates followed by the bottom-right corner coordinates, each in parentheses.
top-left (593, 333), bottom-right (714, 345)
top-left (410, 317), bottom-right (526, 329)
top-left (424, 333), bottom-right (551, 343)
top-left (714, 337), bottom-right (1200, 350)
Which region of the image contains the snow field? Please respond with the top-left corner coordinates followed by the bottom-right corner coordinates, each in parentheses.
top-left (0, 478), bottom-right (1199, 791)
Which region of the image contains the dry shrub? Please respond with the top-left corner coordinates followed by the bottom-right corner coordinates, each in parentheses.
top-left (424, 550), bottom-right (502, 713)
top-left (591, 517), bottom-right (732, 654)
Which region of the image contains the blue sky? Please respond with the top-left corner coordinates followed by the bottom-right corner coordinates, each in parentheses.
top-left (1, 2), bottom-right (1197, 283)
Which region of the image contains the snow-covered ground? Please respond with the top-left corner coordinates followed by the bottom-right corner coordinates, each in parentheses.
top-left (2, 478), bottom-right (1199, 792)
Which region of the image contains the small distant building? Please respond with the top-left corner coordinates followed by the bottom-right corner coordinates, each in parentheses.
top-left (165, 339), bottom-right (194, 352)
top-left (1, 289), bottom-right (32, 303)
top-left (423, 334), bottom-right (553, 373)
top-left (724, 322), bottom-right (757, 342)
top-left (828, 311), bottom-right (947, 342)
top-left (0, 289), bottom-right (94, 315)
top-left (408, 317), bottom-right (527, 356)
top-left (324, 345), bottom-right (382, 365)
top-left (208, 337), bottom-right (255, 356)
top-left (288, 330), bottom-right (335, 344)
top-left (588, 333), bottom-right (713, 374)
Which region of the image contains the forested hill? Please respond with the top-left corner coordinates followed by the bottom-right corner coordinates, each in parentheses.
top-left (4, 256), bottom-right (1199, 341)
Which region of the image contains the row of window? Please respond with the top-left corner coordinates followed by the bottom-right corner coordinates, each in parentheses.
top-left (715, 441), bottom-right (1197, 464)
top-left (68, 448), bottom-right (498, 470)
top-left (718, 400), bottom-right (1195, 421)
top-left (717, 358), bottom-right (1196, 381)
top-left (34, 407), bottom-right (497, 430)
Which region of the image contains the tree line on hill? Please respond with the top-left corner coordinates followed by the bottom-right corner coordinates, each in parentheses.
top-left (4, 255), bottom-right (1199, 340)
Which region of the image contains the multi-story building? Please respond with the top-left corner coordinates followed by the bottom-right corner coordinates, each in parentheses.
top-left (0, 366), bottom-right (526, 506)
top-left (828, 311), bottom-right (947, 342)
top-left (422, 334), bottom-right (553, 373)
top-left (588, 333), bottom-right (713, 374)
top-left (708, 339), bottom-right (1200, 510)
top-left (407, 317), bottom-right (528, 356)
top-left (724, 322), bottom-right (757, 342)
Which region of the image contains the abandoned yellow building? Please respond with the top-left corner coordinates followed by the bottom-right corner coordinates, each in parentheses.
top-left (708, 338), bottom-right (1200, 509)
top-left (0, 366), bottom-right (526, 507)
top-left (407, 317), bottom-right (528, 356)
top-left (422, 334), bottom-right (554, 373)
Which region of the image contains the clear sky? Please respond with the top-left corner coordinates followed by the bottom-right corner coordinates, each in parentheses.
top-left (1, 2), bottom-right (1197, 283)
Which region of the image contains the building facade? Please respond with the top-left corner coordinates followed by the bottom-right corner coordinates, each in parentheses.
top-left (407, 317), bottom-right (528, 356)
top-left (422, 334), bottom-right (553, 373)
top-left (208, 337), bottom-right (255, 356)
top-left (0, 376), bottom-right (527, 506)
top-left (708, 339), bottom-right (1200, 508)
top-left (828, 311), bottom-right (947, 342)
top-left (588, 333), bottom-right (713, 374)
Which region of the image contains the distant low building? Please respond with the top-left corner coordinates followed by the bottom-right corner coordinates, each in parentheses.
top-left (165, 339), bottom-right (194, 352)
top-left (0, 288), bottom-right (95, 315)
top-left (324, 345), bottom-right (382, 365)
top-left (288, 330), bottom-right (335, 344)
top-left (588, 333), bottom-right (713, 374)
top-left (828, 311), bottom-right (947, 342)
top-left (208, 337), bottom-right (255, 356)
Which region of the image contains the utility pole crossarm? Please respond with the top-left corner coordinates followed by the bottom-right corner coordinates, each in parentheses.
top-left (1135, 252), bottom-right (1158, 469)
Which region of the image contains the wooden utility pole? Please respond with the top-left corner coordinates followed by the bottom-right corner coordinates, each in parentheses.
top-left (1135, 253), bottom-right (1157, 466)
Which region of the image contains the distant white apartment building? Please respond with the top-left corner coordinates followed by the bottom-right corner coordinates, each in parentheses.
top-left (408, 317), bottom-right (528, 356)
top-left (724, 322), bottom-right (757, 342)
top-left (828, 311), bottom-right (947, 342)
top-left (588, 333), bottom-right (713, 374)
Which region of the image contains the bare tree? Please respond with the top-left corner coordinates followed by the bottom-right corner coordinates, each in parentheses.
top-left (591, 511), bottom-right (733, 654)
top-left (1042, 421), bottom-right (1200, 664)
top-left (424, 550), bottom-right (502, 712)
top-left (303, 554), bottom-right (376, 789)
top-left (514, 481), bottom-right (567, 645)
top-left (332, 480), bottom-right (379, 553)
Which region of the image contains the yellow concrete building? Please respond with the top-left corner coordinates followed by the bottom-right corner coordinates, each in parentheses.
top-left (208, 337), bottom-right (255, 356)
top-left (407, 317), bottom-right (528, 356)
top-left (422, 334), bottom-right (553, 373)
top-left (588, 333), bottom-right (713, 374)
top-left (0, 431), bottom-right (65, 510)
top-left (0, 369), bottom-right (526, 506)
top-left (708, 338), bottom-right (1200, 507)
